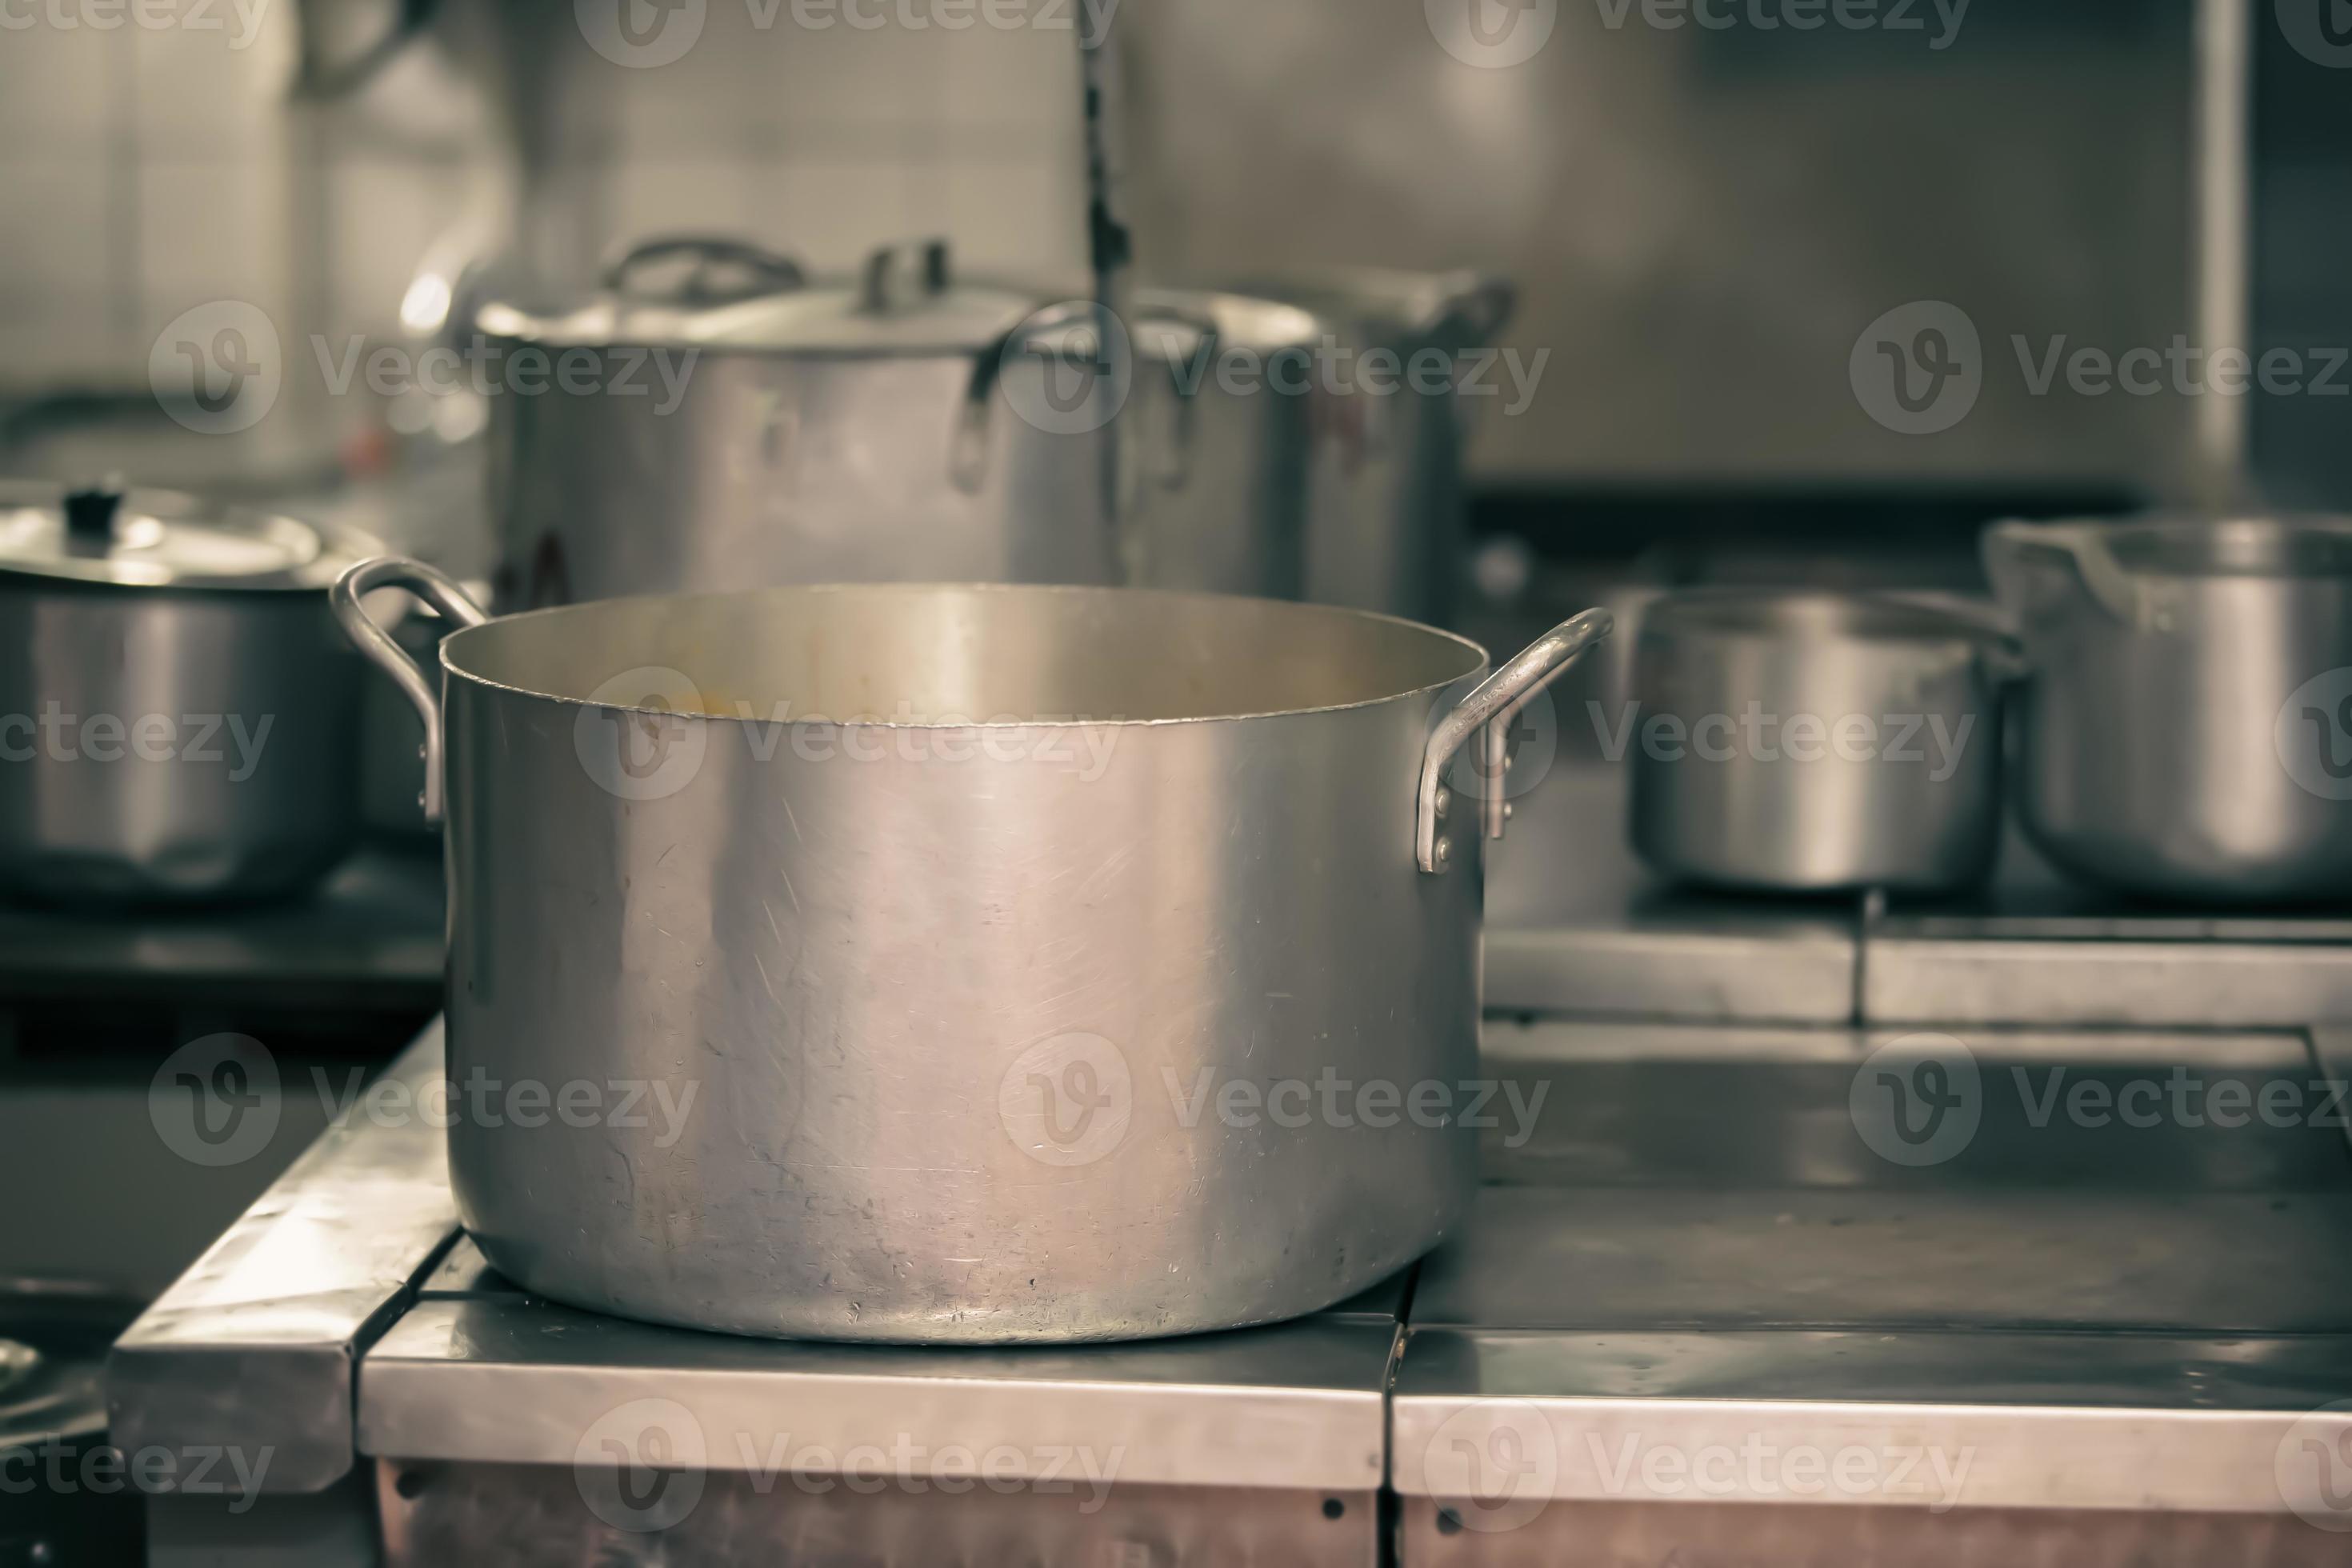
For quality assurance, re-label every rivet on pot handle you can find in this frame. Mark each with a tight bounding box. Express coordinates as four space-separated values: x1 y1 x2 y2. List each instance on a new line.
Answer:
331 556 490 825
1417 608 1613 874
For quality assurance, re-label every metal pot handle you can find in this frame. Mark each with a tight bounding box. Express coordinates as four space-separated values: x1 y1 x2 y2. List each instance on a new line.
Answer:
1416 609 1614 874
1129 298 1224 493
859 238 953 312
1982 519 2156 630
1423 272 1516 343
330 556 490 825
602 236 808 304
952 298 1122 494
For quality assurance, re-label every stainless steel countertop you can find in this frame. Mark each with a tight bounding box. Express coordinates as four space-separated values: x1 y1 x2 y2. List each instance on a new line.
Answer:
1493 763 2352 1030
359 1298 1395 1494
106 1023 459 1494
106 1016 2352 1525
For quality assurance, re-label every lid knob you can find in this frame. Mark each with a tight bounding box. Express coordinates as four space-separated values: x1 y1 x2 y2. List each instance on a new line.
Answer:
62 483 124 545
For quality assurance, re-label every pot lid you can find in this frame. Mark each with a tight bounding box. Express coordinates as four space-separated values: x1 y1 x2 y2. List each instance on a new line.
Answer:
0 480 348 590
1130 287 1324 360
1222 268 1514 346
478 235 1044 358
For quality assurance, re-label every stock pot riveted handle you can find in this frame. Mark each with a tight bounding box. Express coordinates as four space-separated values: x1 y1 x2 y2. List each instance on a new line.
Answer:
953 298 1119 494
1416 608 1613 874
331 556 490 825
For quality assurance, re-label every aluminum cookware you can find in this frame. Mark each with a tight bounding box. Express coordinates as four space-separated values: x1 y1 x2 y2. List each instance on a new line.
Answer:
1230 269 1514 624
1985 514 2352 902
335 554 1608 1342
479 236 1316 609
1627 589 2013 894
0 482 364 906
481 236 1110 607
1118 286 1319 598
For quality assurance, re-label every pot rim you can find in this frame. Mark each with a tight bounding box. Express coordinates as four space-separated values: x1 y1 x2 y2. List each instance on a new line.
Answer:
1638 586 2011 648
2002 513 2352 579
437 580 1494 730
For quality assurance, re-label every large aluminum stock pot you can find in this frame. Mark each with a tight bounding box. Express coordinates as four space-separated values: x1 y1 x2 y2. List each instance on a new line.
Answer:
335 556 1609 1343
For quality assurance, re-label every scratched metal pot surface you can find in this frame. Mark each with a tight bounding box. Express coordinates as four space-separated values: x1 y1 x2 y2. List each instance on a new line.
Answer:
338 559 1609 1342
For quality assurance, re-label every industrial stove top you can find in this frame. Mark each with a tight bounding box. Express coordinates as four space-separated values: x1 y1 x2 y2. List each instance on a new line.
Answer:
104 770 2352 1566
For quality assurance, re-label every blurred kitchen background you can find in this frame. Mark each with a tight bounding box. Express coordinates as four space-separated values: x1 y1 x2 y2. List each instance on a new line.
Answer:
1 0 2347 1314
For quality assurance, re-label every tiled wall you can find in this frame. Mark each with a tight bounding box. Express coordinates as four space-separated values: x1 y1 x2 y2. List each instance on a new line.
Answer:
0 0 1088 396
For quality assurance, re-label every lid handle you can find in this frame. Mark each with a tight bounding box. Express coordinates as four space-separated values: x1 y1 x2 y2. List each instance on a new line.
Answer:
62 482 124 546
602 236 808 306
860 238 954 314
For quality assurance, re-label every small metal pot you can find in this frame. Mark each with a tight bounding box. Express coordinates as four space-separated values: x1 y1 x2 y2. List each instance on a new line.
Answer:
336 554 1608 1343
1627 589 2013 894
0 482 364 906
1986 514 2352 902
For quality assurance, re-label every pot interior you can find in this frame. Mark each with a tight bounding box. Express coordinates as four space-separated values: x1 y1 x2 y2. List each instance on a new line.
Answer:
444 582 1486 724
